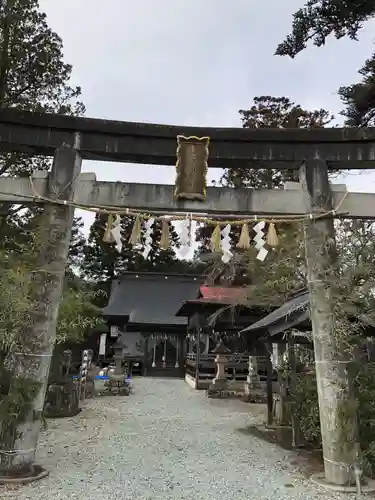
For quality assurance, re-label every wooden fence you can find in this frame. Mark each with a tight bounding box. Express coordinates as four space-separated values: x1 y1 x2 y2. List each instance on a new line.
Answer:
185 353 252 390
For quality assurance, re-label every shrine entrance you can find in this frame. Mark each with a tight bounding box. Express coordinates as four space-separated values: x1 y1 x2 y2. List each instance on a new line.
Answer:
146 333 184 378
2 109 375 488
101 272 199 378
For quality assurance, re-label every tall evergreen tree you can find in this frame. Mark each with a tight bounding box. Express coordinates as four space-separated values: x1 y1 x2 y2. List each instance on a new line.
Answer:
0 0 85 250
67 216 86 273
142 219 180 272
221 96 333 188
0 0 84 112
117 215 147 273
276 0 375 59
0 0 84 173
81 213 119 282
338 52 375 126
196 97 333 256
83 214 197 290
82 215 180 280
276 2 375 133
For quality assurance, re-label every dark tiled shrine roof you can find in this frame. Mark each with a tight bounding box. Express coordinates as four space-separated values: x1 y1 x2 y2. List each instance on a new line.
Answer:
102 272 201 326
240 289 310 336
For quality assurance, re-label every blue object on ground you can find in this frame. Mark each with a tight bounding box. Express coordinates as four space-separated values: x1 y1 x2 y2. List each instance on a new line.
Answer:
95 375 110 380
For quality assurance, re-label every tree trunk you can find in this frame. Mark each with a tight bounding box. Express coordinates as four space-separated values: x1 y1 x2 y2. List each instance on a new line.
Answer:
0 0 11 108
0 136 82 478
300 160 359 486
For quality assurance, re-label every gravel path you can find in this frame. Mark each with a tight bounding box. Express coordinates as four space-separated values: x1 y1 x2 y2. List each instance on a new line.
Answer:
2 378 362 500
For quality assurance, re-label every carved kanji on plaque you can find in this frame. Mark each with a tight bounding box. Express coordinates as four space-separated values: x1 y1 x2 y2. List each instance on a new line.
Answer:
174 135 210 201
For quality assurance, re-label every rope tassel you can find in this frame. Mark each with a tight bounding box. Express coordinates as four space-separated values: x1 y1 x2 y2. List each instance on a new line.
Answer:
160 219 170 250
266 222 279 247
236 223 251 249
210 224 221 253
129 215 142 246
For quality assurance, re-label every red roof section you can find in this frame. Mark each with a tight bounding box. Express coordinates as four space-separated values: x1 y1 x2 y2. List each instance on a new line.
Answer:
199 286 247 301
175 286 248 316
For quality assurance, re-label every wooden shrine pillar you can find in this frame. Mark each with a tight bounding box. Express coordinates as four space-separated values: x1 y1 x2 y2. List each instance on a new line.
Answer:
143 335 149 376
266 336 274 427
287 335 303 447
195 327 201 390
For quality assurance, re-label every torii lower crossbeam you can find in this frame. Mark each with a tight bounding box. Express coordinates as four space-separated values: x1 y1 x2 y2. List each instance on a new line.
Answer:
1 171 373 220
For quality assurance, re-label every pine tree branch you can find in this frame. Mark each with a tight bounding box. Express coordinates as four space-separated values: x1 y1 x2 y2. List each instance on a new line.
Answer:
276 0 375 58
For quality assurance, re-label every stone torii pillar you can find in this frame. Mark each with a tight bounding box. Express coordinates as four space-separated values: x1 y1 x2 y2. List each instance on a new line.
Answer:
300 160 360 489
0 139 82 482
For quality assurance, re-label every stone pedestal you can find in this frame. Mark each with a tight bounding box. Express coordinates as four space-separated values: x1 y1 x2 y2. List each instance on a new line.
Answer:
106 373 131 396
44 379 80 418
207 341 231 398
244 356 266 403
44 349 81 418
101 341 131 396
212 354 228 387
114 350 124 375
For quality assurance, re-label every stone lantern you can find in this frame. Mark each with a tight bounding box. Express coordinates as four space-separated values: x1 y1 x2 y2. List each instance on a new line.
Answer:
207 340 231 397
104 334 132 396
111 335 126 380
244 355 266 403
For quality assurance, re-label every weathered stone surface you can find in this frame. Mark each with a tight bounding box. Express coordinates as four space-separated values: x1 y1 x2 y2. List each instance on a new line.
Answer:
0 108 375 166
44 381 80 418
1 173 374 219
0 141 82 478
301 161 359 486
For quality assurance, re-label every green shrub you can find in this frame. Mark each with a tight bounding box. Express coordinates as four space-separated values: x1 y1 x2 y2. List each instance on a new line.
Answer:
291 361 375 473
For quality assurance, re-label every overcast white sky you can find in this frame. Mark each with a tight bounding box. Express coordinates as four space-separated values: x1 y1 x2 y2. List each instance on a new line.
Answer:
39 0 375 231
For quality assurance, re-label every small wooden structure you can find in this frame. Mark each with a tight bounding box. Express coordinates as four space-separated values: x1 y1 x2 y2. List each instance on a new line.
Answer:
240 288 375 443
176 286 270 390
241 289 311 341
240 289 313 433
101 272 202 377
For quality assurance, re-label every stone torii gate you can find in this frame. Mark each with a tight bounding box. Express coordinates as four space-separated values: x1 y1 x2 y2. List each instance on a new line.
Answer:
1 109 375 490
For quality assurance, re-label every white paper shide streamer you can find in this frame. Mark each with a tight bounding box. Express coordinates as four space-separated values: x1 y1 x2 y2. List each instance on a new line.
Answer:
110 215 122 252
221 224 232 263
142 218 155 259
252 221 268 261
178 218 191 258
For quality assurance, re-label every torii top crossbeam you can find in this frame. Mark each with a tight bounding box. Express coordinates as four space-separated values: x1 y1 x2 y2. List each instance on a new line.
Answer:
1 109 375 169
